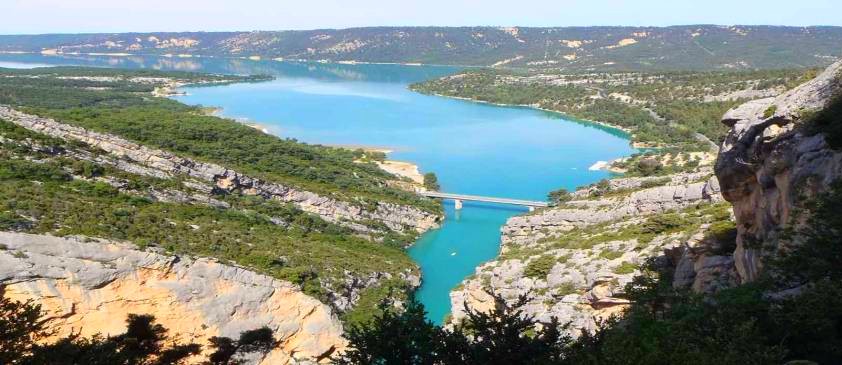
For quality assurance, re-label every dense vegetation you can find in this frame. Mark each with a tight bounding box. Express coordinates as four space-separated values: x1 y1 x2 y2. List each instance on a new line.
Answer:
0 67 440 214
2 26 841 70
0 294 274 364
335 182 842 364
412 68 815 149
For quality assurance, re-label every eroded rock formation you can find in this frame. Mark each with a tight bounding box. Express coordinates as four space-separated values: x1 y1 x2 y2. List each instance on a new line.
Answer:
715 60 842 283
0 232 346 364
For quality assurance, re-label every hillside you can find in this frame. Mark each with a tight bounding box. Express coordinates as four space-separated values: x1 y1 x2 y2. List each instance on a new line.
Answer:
0 67 444 330
2 25 841 70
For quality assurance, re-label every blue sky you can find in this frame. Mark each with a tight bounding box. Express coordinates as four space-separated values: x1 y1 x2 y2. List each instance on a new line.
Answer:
3 0 842 34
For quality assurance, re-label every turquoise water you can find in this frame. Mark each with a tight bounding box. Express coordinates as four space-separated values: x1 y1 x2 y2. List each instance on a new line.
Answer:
0 54 636 323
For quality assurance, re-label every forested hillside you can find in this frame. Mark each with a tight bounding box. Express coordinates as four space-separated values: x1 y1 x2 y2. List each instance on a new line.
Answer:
2 25 841 70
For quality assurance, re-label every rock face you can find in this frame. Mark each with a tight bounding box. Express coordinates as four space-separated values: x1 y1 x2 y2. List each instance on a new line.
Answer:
0 106 440 236
451 168 724 335
715 60 842 283
503 169 721 246
0 232 346 364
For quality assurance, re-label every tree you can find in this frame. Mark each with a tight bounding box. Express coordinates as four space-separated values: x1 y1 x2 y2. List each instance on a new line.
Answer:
204 327 275 365
0 296 47 364
335 292 570 365
334 298 447 365
423 173 440 191
547 188 571 205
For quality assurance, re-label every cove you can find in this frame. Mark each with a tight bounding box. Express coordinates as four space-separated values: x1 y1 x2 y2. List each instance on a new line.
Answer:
0 53 636 324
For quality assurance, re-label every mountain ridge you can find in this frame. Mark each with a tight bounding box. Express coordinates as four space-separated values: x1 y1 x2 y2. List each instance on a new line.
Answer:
2 25 841 71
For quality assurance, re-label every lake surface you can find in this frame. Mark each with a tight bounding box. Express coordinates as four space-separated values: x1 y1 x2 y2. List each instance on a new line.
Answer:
0 53 636 323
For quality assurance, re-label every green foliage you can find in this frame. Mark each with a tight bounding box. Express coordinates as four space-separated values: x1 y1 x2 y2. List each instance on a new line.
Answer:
341 279 414 327
205 327 276 365
589 179 612 197
640 212 687 235
763 105 778 119
613 262 637 275
0 296 45 364
598 249 623 261
547 188 571 205
524 255 558 279
423 172 440 191
335 293 568 365
639 177 671 189
806 92 842 149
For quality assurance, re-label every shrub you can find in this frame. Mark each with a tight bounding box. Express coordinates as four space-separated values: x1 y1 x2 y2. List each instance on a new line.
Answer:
423 172 440 191
548 188 572 205
524 255 558 279
613 262 637 274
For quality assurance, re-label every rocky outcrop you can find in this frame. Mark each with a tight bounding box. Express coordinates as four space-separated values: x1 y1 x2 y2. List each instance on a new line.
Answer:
0 106 440 236
0 232 346 364
715 60 842 283
503 171 721 247
451 168 725 335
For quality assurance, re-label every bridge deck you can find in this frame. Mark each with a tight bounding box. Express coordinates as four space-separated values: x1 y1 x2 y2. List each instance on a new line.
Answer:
420 191 549 207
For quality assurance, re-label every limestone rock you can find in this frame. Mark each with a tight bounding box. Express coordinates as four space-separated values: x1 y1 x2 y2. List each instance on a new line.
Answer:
715 60 842 283
0 232 346 364
503 172 721 247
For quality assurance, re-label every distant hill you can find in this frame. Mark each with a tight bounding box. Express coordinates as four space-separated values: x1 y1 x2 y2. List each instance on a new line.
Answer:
2 26 841 71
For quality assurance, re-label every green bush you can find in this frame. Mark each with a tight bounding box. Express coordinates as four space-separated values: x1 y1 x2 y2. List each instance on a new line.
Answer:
524 255 558 279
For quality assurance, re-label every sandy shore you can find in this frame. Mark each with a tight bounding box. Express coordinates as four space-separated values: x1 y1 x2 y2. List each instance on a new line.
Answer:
331 144 425 186
376 160 424 184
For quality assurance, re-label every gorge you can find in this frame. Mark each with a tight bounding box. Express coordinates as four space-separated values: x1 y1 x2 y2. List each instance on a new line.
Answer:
1 49 841 364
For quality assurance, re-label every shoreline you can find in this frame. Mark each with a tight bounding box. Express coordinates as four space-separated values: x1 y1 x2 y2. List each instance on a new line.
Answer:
416 91 636 138
164 86 426 185
0 50 482 70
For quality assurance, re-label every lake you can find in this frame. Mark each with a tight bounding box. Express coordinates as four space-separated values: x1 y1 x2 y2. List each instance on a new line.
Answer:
0 53 636 323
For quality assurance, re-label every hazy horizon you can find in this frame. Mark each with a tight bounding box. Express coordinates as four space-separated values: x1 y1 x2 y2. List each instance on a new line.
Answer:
6 23 842 37
3 0 841 34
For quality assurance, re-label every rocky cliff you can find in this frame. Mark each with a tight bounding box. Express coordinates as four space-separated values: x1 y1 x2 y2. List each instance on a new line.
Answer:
450 167 726 334
0 106 440 236
715 59 842 283
0 232 346 364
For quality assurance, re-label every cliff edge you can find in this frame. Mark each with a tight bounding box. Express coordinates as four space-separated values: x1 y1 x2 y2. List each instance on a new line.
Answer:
716 60 842 283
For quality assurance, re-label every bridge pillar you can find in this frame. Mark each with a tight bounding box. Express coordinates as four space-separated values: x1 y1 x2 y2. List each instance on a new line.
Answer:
454 199 463 210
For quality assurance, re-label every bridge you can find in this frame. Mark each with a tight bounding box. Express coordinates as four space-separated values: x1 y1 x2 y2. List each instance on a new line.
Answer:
419 191 549 211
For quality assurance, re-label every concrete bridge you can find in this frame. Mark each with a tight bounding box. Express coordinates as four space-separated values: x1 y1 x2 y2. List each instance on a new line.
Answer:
420 191 549 211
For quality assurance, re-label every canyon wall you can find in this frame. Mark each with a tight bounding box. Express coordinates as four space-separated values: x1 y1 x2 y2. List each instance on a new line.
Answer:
715 60 842 283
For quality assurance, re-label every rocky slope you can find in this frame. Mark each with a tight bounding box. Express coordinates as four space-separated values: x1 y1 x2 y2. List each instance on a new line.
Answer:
716 59 842 283
0 106 440 236
0 232 345 364
450 167 727 334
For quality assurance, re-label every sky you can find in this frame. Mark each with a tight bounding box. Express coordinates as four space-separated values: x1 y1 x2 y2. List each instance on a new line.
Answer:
3 0 842 34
